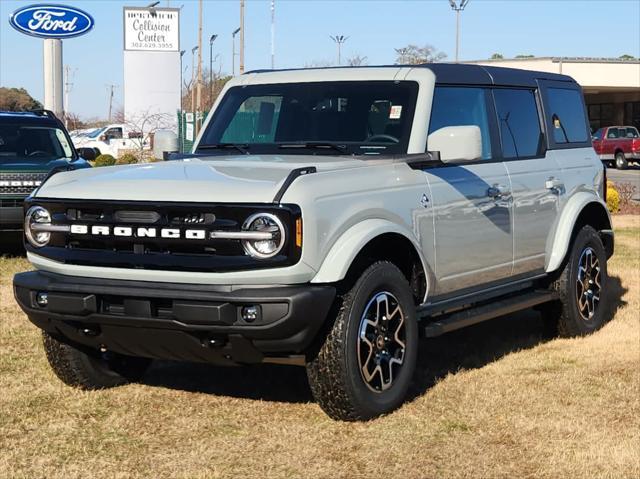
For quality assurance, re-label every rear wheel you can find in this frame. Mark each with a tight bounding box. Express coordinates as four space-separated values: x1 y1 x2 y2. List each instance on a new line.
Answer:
306 261 418 421
43 332 151 389
544 225 608 337
615 152 628 170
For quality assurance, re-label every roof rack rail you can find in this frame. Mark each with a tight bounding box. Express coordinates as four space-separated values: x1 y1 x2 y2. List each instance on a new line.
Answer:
29 109 58 119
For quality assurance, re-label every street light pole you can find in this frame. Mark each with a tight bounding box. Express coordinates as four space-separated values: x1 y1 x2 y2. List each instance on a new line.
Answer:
270 0 275 69
209 34 218 106
449 0 470 63
239 0 245 74
232 27 240 76
329 35 348 66
180 49 185 153
191 46 198 115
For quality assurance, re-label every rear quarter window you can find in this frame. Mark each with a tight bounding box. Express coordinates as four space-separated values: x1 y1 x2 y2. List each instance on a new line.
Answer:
545 87 589 145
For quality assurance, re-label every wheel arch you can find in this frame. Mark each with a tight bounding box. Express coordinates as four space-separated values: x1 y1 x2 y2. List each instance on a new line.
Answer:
310 219 429 304
546 194 613 273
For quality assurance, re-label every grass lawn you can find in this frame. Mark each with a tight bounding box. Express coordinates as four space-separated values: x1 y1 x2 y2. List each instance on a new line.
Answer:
0 217 638 479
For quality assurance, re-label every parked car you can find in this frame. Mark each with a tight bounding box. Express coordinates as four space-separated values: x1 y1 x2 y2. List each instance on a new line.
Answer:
13 65 613 420
0 110 92 234
592 125 640 169
72 123 146 157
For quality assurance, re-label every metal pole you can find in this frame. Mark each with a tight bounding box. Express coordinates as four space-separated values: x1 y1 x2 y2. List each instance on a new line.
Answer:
196 0 203 134
43 39 63 118
180 49 185 153
455 9 460 63
191 47 197 116
270 0 275 69
232 27 240 76
63 65 70 128
239 0 245 74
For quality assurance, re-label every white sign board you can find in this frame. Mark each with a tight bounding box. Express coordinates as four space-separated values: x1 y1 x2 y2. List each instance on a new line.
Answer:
123 7 179 52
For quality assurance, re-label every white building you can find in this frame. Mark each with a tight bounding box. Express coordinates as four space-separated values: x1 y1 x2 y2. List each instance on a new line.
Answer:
467 57 640 131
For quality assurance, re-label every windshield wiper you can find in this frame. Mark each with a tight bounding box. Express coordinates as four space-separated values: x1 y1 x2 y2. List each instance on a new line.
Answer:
196 143 250 155
277 142 349 154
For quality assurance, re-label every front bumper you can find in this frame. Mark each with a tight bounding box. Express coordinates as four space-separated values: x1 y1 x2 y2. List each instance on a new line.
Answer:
13 271 335 365
0 204 23 230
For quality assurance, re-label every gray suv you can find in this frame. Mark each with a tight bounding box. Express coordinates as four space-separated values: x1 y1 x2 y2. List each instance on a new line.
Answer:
13 64 613 420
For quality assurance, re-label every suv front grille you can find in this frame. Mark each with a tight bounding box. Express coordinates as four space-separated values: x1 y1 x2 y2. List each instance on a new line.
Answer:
0 172 47 196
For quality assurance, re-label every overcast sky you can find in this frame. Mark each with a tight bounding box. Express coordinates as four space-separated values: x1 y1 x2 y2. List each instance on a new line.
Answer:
1 0 639 119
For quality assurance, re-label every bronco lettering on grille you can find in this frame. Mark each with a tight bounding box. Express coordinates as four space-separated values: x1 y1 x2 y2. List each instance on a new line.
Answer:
70 224 208 239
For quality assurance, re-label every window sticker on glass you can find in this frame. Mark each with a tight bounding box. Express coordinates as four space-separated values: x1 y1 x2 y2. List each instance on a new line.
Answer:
389 105 403 120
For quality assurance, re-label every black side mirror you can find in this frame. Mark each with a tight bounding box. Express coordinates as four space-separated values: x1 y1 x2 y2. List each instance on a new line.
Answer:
77 147 97 161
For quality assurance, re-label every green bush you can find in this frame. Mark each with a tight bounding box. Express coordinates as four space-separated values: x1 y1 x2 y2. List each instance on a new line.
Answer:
93 154 116 167
116 153 139 165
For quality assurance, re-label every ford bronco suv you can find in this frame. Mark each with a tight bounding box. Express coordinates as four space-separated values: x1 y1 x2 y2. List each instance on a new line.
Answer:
0 110 91 233
13 65 613 421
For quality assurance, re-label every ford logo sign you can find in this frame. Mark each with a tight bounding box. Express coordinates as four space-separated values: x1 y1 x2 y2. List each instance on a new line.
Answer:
9 4 94 39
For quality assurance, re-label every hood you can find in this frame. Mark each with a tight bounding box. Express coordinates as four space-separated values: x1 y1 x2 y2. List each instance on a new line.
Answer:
0 158 78 173
35 154 377 203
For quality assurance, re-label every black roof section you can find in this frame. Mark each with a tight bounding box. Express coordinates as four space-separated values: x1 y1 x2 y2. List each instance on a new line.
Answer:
246 63 577 87
0 110 61 126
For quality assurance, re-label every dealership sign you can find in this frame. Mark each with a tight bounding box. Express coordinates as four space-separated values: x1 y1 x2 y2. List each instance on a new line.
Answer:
124 7 179 52
9 4 94 39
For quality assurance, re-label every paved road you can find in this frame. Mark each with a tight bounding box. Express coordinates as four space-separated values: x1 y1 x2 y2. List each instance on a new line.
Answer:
607 165 640 200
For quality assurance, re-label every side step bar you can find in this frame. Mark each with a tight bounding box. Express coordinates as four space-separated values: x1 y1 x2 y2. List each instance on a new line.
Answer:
422 290 559 338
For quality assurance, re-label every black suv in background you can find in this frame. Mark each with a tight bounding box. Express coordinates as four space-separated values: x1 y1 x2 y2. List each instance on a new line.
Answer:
0 111 92 233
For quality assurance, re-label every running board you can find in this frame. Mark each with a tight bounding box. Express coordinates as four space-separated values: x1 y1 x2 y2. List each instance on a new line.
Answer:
422 290 558 338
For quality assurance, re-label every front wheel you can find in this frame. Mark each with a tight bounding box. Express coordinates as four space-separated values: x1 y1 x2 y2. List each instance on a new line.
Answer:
43 332 152 389
306 261 418 421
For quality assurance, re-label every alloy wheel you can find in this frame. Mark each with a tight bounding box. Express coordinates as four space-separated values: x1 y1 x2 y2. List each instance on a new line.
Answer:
576 247 601 320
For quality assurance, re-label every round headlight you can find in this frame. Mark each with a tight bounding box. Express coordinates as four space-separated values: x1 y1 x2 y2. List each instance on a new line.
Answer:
242 213 286 259
25 206 52 248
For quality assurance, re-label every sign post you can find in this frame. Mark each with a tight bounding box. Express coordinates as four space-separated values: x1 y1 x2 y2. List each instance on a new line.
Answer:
8 4 94 119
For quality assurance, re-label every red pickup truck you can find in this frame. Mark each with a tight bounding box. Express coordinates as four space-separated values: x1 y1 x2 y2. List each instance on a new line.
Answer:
592 125 640 169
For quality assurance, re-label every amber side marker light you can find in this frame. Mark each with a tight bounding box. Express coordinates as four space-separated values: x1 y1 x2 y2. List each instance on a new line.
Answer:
295 218 303 247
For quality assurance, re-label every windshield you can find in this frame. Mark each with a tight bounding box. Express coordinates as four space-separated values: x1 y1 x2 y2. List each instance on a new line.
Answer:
197 81 419 156
87 127 106 138
0 124 74 164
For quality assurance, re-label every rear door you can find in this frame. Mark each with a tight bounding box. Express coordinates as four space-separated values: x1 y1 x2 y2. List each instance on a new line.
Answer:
492 87 562 275
422 86 513 297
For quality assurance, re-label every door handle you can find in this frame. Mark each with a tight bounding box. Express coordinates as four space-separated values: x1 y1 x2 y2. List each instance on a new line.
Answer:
545 177 564 194
487 184 511 199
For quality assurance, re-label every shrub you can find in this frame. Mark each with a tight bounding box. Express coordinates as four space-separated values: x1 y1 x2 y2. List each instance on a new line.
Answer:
93 154 116 167
606 181 620 213
116 153 139 165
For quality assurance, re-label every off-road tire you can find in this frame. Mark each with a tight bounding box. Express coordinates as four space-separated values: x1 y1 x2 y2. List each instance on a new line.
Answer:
306 261 418 421
43 332 151 389
545 225 608 337
615 152 628 170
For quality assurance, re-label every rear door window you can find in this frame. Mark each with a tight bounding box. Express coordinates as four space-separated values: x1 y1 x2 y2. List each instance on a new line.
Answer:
606 128 619 139
493 88 543 159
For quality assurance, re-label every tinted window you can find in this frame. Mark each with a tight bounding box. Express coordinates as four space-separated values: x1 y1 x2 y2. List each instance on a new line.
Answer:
546 88 589 144
592 128 603 140
429 87 492 159
493 89 542 159
0 124 73 163
200 81 419 156
625 127 639 138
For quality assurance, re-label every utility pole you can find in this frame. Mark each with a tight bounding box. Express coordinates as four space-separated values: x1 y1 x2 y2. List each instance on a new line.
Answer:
63 65 74 129
232 27 240 76
106 84 117 123
449 0 470 63
191 46 198 115
239 0 245 74
330 35 348 65
196 0 203 134
180 49 185 153
270 0 275 69
209 34 218 106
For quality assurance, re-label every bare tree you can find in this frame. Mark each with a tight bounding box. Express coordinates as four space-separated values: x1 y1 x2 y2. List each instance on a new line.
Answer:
346 54 368 66
394 44 447 65
122 108 173 160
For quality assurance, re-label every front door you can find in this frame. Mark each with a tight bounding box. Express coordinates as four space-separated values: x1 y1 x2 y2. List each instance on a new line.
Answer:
423 86 513 297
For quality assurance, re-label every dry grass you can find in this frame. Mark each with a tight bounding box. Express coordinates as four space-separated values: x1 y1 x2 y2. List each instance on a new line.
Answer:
1 218 638 479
